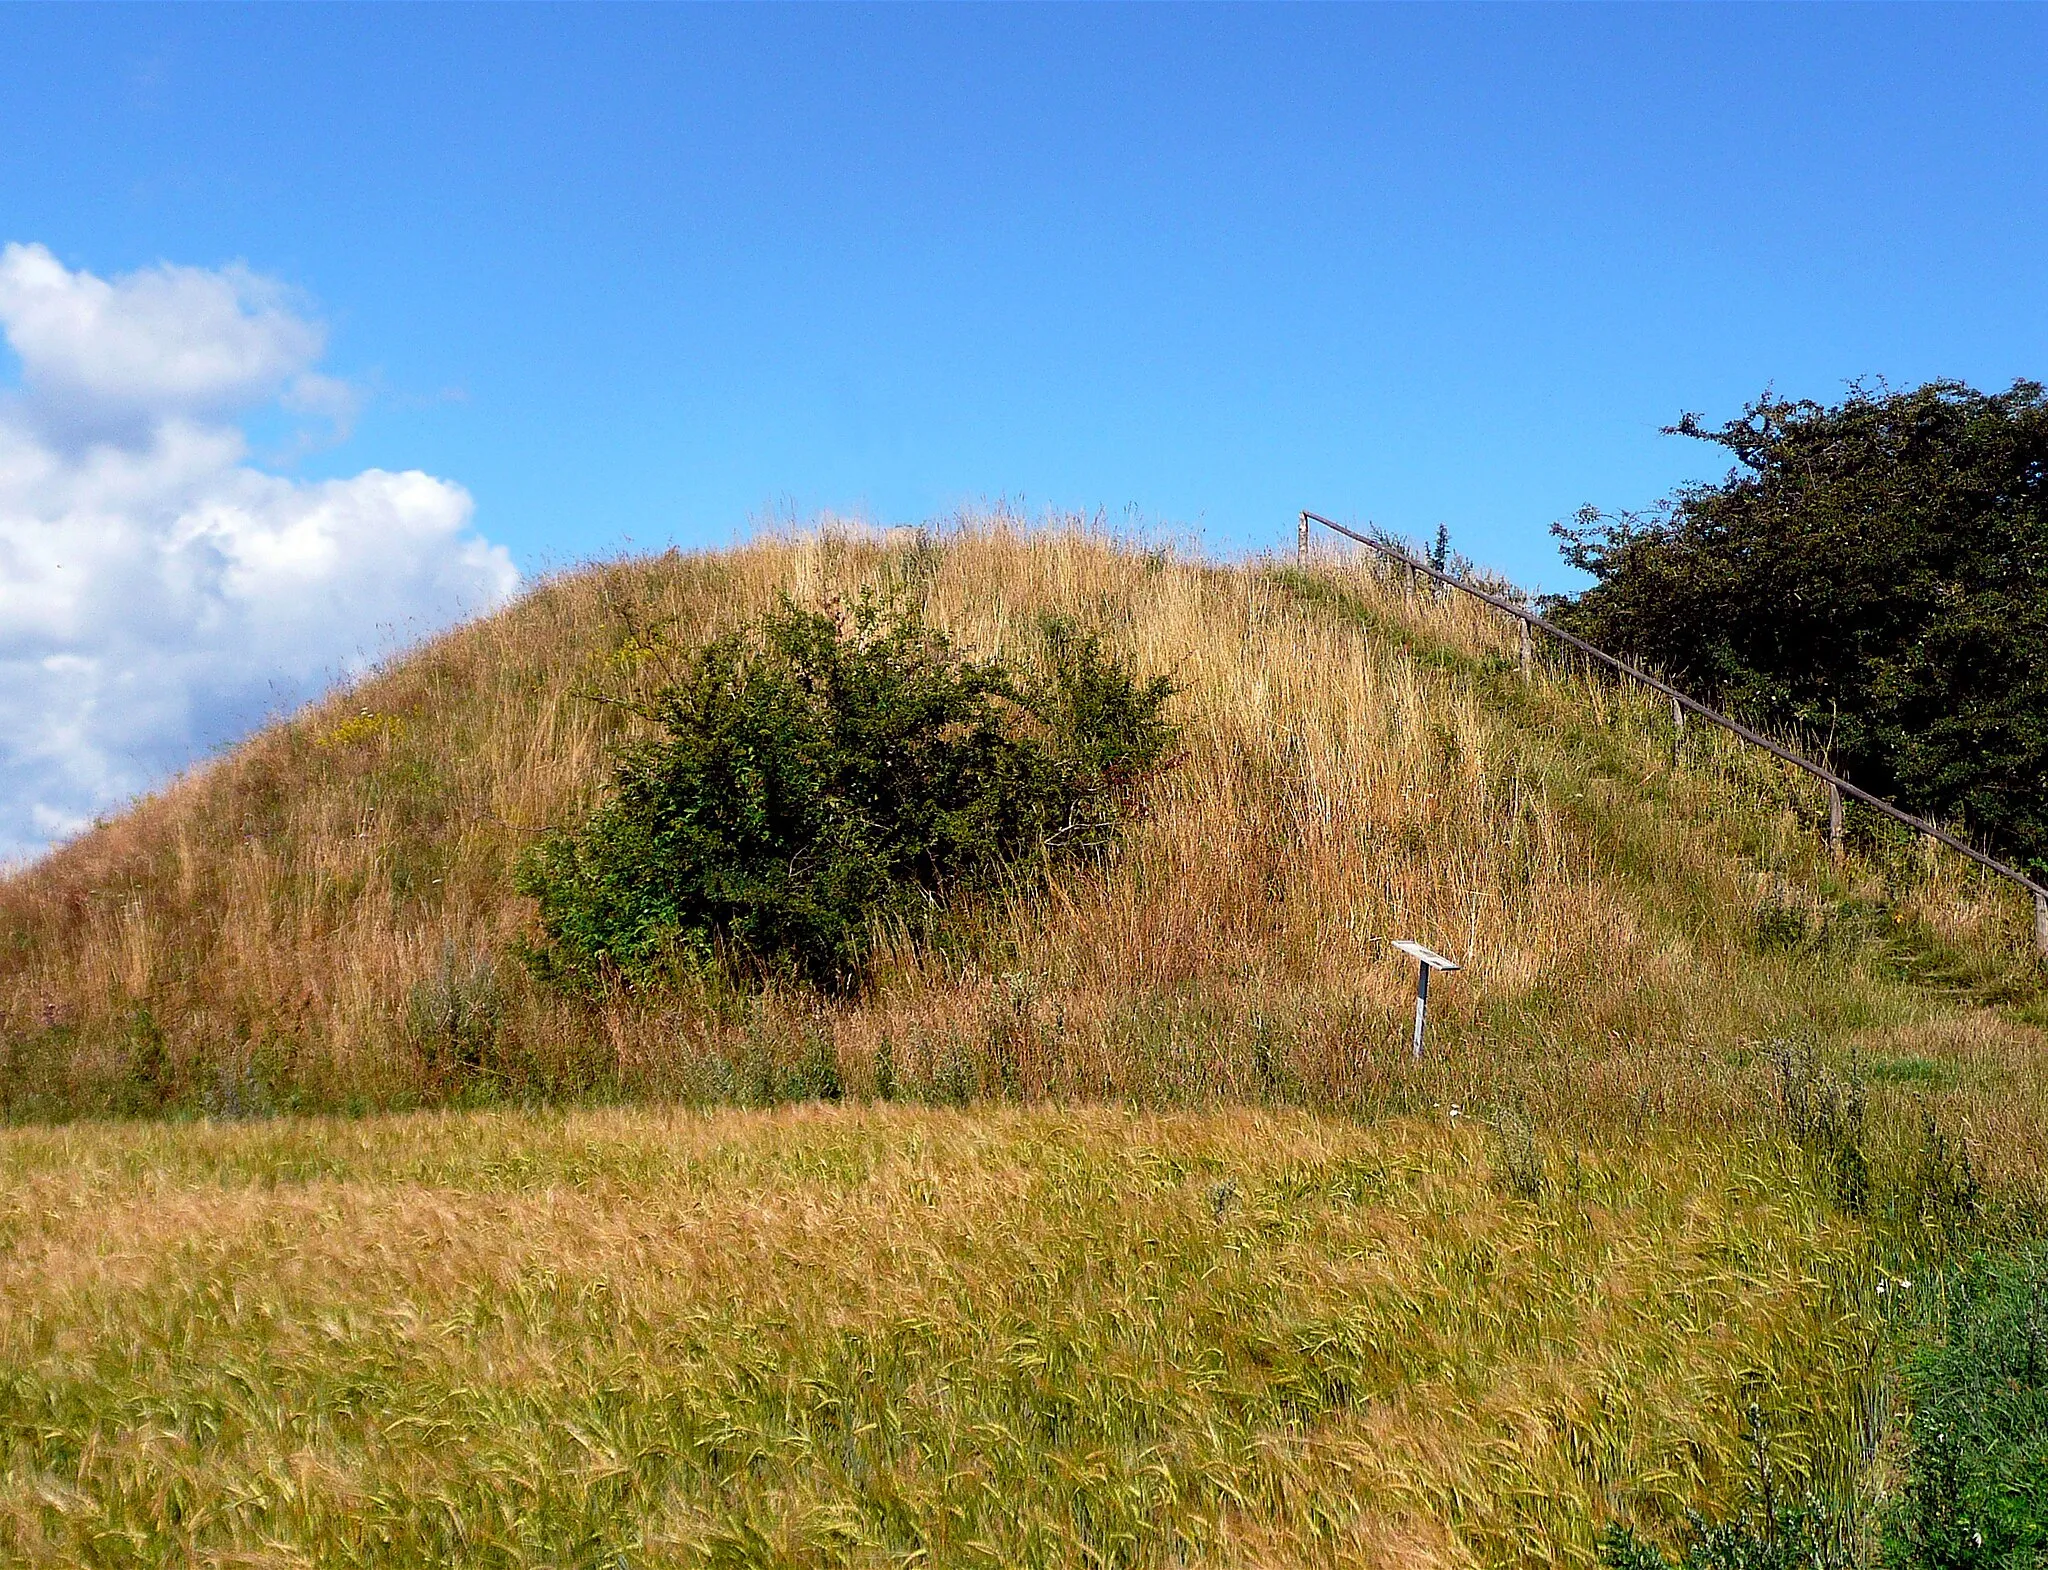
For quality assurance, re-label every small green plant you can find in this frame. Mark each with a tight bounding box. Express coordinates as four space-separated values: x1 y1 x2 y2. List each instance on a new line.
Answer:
1902 1112 1983 1248
718 1007 845 1106
1599 1405 1855 1570
1766 1038 1870 1216
1866 1055 1944 1087
120 999 170 1112
406 939 503 1076
1753 890 1814 954
1597 1504 1850 1570
516 595 1177 992
1490 1105 1548 1204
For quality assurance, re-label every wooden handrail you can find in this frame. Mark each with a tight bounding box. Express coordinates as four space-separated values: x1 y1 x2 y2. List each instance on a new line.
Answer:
1298 511 2048 950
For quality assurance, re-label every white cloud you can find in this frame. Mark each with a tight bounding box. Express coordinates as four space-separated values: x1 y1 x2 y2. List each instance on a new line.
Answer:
0 246 517 866
0 242 329 421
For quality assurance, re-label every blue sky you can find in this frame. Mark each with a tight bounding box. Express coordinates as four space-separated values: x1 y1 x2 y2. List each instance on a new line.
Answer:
11 4 2048 579
3 4 2046 855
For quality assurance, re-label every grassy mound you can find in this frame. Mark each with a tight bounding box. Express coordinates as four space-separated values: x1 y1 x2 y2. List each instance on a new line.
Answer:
1 521 2039 1185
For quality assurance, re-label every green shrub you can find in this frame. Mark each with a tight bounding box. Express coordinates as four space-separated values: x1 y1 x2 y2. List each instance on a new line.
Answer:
1550 380 2048 877
1887 1245 2048 1570
1597 1504 1849 1570
1767 1037 1871 1217
516 596 1177 992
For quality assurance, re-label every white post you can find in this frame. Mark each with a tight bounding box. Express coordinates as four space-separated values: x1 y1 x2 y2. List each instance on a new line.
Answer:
1411 959 1431 1060
1828 782 1845 862
1298 513 1310 568
1393 942 1461 1059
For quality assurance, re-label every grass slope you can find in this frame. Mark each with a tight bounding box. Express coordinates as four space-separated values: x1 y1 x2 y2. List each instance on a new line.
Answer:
1 522 2039 1172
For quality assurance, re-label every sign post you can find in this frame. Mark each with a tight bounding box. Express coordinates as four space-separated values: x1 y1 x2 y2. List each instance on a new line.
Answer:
1392 941 1461 1059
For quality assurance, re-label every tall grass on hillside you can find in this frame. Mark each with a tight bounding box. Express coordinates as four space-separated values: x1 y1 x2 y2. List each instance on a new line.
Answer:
0 1104 1881 1569
0 518 2041 1195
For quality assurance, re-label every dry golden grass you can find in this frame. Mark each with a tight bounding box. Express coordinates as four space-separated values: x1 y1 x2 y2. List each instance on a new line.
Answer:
0 515 2041 1198
0 1103 1881 1569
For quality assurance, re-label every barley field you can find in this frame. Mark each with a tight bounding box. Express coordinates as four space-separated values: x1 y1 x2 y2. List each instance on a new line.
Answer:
0 1104 1880 1569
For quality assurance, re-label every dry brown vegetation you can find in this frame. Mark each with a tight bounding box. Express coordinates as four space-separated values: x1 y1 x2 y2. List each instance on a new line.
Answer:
0 515 2041 1197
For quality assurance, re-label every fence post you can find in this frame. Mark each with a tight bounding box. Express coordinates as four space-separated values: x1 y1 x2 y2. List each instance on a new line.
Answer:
1519 616 1532 679
1828 782 1845 862
2035 890 2048 959
1671 697 1685 766
1298 512 1310 568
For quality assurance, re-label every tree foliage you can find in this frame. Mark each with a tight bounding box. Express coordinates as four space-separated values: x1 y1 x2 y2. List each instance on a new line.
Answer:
1549 380 2048 875
515 595 1178 992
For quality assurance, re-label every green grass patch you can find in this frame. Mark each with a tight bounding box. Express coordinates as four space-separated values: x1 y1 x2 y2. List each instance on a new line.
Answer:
1886 1244 2048 1568
1863 1056 1946 1088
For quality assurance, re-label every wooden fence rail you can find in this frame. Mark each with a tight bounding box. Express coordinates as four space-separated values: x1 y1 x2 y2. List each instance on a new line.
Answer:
1298 509 2048 958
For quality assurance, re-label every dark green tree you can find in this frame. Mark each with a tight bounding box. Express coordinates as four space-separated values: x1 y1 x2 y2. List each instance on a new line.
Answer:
1549 380 2048 876
515 595 1177 992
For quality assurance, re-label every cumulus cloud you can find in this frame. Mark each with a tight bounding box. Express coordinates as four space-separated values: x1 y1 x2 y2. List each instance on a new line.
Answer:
0 244 517 865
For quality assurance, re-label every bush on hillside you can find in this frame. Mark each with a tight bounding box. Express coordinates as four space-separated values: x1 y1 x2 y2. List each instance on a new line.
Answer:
515 595 1177 992
1549 380 2048 877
